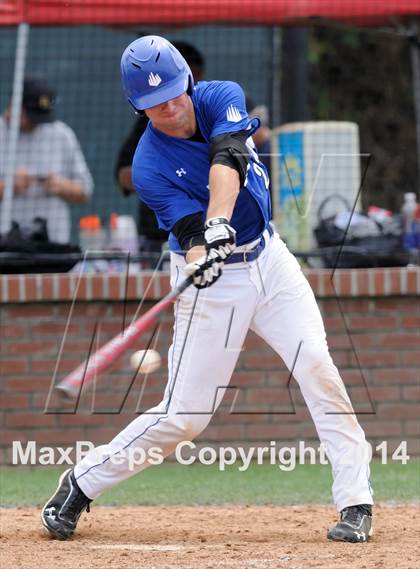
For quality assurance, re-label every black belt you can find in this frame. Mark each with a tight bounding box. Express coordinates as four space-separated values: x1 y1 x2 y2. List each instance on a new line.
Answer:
225 224 273 265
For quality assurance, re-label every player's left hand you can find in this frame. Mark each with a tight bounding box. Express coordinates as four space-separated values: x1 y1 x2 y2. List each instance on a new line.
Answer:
184 248 224 289
204 217 236 260
43 174 68 196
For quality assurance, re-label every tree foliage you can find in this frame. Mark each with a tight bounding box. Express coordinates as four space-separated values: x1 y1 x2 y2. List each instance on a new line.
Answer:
309 27 418 212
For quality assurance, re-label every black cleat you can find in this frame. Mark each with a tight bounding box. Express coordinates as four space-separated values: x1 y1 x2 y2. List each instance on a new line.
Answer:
328 504 373 543
41 468 92 540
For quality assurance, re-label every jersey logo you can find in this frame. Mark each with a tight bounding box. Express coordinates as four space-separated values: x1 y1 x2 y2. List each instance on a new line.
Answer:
148 73 162 87
226 104 242 123
176 168 187 177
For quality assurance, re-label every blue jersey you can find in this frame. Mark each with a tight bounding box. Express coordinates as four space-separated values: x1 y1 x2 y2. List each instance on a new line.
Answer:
132 80 271 251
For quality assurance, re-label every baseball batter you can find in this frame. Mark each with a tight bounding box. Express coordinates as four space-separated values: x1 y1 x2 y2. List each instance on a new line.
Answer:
42 36 373 543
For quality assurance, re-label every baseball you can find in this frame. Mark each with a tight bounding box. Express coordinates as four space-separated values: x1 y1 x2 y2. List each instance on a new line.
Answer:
130 349 161 374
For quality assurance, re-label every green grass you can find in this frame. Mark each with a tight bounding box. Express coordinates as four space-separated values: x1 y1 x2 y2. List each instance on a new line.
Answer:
1 460 419 507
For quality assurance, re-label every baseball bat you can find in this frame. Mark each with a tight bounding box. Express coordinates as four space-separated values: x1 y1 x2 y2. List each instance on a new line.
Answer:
55 276 193 399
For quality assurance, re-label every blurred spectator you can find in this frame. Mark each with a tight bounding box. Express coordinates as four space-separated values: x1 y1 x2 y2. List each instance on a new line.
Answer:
0 77 93 243
115 41 205 264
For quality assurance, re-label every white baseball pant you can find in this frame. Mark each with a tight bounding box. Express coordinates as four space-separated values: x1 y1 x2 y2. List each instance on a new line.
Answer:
74 229 373 511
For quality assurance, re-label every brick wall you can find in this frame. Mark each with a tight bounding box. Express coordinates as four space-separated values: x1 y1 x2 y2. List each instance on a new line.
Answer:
1 267 419 464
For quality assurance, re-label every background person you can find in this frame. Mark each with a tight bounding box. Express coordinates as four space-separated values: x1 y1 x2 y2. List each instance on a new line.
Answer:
0 77 93 243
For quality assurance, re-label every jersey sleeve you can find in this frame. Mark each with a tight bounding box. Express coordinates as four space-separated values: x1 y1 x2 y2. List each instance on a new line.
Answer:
205 81 250 139
59 123 94 198
132 153 204 232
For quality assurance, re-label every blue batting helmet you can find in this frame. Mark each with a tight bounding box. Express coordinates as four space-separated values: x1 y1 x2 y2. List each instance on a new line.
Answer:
121 36 194 111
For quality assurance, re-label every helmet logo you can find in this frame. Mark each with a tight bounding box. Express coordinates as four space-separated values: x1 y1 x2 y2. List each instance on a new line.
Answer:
226 104 242 123
148 72 162 87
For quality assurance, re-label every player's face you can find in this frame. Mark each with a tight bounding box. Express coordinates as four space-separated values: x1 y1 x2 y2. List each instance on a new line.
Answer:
4 106 33 132
145 93 195 138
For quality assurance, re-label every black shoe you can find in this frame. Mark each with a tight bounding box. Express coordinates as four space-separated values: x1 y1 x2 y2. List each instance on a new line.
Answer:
327 504 373 543
41 469 92 540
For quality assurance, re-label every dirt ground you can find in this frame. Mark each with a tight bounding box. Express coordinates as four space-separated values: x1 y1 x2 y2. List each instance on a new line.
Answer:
1 504 419 569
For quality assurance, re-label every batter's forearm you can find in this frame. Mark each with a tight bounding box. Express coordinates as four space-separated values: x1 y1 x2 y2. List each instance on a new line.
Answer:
207 164 240 221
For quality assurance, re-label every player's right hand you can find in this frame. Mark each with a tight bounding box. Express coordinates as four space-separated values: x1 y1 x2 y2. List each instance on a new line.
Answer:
184 248 224 289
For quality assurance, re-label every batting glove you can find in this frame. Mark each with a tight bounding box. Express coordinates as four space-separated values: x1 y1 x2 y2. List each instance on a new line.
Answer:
184 249 224 289
204 217 236 260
